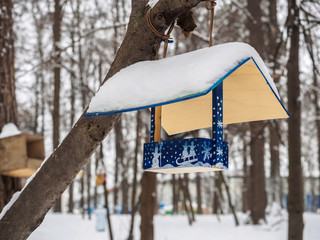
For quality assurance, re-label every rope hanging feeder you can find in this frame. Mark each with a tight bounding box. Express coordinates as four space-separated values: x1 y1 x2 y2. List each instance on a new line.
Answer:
146 8 175 58
206 0 217 47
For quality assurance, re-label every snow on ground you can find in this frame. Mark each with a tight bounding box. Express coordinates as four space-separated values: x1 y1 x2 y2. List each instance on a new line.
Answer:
28 212 320 240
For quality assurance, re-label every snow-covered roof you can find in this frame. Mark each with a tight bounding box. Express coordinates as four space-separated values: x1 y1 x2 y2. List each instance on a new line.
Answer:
86 42 289 135
0 123 21 139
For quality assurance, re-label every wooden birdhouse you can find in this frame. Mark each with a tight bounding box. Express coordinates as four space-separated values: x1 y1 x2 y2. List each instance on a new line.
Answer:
0 126 45 178
85 42 289 174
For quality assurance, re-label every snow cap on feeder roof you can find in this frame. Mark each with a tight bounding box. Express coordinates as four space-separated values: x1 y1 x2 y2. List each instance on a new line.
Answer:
86 42 289 135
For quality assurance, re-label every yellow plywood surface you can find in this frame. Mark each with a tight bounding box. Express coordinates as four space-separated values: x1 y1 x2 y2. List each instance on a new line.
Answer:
1 168 37 178
161 59 288 135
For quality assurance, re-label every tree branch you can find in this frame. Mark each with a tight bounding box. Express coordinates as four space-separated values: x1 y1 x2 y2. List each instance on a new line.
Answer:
0 0 206 239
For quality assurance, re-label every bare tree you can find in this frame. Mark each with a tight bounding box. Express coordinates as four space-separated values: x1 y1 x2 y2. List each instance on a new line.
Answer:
287 0 304 239
128 111 143 240
0 1 206 239
247 0 267 224
0 0 21 212
52 0 62 213
267 0 283 205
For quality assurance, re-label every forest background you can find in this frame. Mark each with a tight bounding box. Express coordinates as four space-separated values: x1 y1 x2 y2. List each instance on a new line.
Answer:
0 0 319 240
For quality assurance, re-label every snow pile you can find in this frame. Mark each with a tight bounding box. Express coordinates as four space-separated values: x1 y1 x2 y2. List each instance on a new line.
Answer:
87 42 278 115
28 213 320 240
0 123 21 139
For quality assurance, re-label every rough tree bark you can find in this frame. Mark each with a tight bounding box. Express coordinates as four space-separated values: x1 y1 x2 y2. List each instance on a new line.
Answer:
247 0 267 224
0 0 21 212
52 0 62 213
0 1 206 239
287 0 304 239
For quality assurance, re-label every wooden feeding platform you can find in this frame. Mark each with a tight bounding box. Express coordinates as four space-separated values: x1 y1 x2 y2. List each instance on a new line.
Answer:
85 42 289 174
0 133 45 178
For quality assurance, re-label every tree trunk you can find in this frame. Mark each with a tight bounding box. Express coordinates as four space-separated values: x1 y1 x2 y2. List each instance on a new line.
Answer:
86 159 91 219
0 1 206 239
184 174 195 222
247 0 267 224
140 106 160 240
287 0 304 239
52 0 62 213
270 123 281 203
196 173 202 214
179 175 192 225
268 0 282 206
0 0 21 213
103 174 114 240
220 172 239 226
140 172 157 240
121 175 129 214
80 169 85 219
213 173 223 214
68 18 77 214
242 129 250 213
314 72 320 207
112 0 121 215
128 111 142 240
172 174 178 214
114 120 124 213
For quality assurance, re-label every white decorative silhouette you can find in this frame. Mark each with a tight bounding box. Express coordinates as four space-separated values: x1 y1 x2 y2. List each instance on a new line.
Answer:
201 142 212 160
152 146 161 168
176 142 198 165
190 141 196 158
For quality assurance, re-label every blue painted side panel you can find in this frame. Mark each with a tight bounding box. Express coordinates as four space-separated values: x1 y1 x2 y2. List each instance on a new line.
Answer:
212 82 223 163
150 108 155 143
143 138 228 171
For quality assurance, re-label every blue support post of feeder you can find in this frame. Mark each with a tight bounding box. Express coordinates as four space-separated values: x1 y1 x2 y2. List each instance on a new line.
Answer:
150 107 156 143
212 82 224 165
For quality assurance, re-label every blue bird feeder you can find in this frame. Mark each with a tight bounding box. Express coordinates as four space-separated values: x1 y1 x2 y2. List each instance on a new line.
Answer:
85 43 289 174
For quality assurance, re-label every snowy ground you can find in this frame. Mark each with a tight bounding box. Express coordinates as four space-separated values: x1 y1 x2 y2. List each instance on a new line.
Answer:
28 212 319 240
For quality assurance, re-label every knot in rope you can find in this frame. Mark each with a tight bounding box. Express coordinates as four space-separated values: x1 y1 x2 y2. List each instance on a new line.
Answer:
206 0 217 10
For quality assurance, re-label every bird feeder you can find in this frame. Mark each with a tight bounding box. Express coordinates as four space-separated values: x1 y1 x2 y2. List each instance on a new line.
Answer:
0 131 45 178
85 42 289 174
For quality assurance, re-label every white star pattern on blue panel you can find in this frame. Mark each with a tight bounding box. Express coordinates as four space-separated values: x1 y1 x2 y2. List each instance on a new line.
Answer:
217 147 223 156
217 121 223 128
